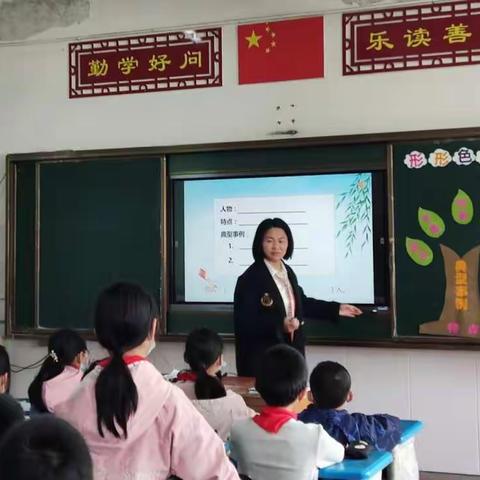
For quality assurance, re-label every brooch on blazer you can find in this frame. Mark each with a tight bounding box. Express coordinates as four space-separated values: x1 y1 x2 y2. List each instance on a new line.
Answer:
261 293 274 307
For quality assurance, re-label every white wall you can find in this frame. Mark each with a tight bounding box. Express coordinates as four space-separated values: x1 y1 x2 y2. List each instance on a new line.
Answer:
1 15 480 153
1 3 480 474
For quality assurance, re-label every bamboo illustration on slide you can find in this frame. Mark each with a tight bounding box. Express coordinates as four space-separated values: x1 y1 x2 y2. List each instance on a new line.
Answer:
336 173 372 257
406 189 480 337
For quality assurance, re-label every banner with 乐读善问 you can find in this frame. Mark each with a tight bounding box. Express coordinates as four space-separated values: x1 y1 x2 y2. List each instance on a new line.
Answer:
343 1 480 75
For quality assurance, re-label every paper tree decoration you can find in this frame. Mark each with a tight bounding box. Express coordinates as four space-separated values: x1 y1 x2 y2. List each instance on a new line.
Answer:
406 189 480 337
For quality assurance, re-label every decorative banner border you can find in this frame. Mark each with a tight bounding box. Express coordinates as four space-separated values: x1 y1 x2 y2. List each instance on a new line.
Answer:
69 28 222 98
343 1 480 75
403 147 479 169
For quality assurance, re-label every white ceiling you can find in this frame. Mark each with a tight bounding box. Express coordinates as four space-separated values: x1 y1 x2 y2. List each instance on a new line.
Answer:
0 0 445 43
87 0 437 28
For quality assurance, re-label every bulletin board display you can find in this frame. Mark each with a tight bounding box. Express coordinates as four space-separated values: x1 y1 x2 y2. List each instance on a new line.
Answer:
393 140 480 342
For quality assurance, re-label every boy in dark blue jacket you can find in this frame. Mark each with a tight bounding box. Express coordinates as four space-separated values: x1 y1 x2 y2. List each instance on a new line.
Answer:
299 361 401 451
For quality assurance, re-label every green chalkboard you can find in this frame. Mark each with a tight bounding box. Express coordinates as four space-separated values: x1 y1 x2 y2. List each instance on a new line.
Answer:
168 143 392 342
14 162 36 329
393 140 480 340
9 134 480 346
11 157 161 331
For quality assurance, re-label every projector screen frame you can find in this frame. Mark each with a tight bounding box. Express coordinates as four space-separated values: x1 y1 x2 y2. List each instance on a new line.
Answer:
169 167 390 313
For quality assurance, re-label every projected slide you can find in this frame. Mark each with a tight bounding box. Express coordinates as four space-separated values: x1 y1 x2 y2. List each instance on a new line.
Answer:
213 195 335 276
184 173 374 303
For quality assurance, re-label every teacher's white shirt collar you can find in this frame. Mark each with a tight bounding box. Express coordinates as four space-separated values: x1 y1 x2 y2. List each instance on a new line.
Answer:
264 259 288 279
264 259 295 317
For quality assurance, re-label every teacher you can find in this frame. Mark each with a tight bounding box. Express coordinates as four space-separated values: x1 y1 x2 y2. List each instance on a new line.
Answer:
233 218 362 376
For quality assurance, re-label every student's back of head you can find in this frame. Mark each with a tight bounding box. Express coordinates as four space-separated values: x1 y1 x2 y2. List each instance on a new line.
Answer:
0 345 10 393
0 416 92 480
184 328 226 400
0 394 24 440
309 361 351 409
255 344 307 407
28 329 87 413
94 282 158 439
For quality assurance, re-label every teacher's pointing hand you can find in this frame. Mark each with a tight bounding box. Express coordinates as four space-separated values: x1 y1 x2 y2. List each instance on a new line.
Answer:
339 304 363 317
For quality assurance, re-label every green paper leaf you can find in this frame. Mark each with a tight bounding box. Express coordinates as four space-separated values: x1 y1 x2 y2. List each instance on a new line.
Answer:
451 189 473 225
418 207 445 238
406 237 433 266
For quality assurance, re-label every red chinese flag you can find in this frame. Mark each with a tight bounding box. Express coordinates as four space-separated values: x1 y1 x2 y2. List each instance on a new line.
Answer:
238 17 324 84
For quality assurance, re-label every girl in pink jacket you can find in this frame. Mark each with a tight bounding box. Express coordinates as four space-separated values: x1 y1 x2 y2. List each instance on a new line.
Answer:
28 329 88 413
56 282 239 480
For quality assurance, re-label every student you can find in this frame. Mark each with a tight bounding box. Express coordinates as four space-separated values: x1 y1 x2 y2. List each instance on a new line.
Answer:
0 345 10 393
230 345 344 480
0 346 25 438
0 416 93 480
299 361 401 451
56 282 239 480
28 329 88 414
176 328 255 441
0 394 24 440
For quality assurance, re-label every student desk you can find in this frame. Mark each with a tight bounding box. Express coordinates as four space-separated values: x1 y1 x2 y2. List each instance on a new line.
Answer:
318 420 423 480
399 420 423 443
388 420 423 480
223 376 264 412
223 376 310 413
319 450 393 480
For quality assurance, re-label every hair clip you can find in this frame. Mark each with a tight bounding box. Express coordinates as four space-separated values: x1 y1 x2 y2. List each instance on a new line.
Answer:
49 350 59 363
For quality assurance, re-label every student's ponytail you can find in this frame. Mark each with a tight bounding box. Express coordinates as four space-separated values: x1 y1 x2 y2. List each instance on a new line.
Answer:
95 348 138 438
28 354 64 413
28 329 87 413
94 283 157 439
195 368 226 400
184 328 226 400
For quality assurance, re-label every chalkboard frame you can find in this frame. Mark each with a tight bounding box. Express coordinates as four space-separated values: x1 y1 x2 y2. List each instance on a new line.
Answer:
167 150 390 340
6 126 480 349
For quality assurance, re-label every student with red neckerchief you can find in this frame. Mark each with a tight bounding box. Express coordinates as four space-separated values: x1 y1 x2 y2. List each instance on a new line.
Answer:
175 328 254 441
230 344 344 480
56 282 239 480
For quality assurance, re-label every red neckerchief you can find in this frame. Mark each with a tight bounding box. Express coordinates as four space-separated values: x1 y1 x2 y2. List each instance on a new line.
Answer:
176 371 198 382
98 355 146 368
253 406 297 433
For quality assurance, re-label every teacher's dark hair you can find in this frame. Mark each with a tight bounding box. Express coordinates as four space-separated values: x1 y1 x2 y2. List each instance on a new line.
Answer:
94 282 158 439
184 328 226 400
252 218 294 261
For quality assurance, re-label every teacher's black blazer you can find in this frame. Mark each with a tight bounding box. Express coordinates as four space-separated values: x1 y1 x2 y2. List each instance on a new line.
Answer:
233 260 340 377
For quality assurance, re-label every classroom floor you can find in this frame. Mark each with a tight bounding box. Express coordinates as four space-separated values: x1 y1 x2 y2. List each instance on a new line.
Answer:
421 473 480 479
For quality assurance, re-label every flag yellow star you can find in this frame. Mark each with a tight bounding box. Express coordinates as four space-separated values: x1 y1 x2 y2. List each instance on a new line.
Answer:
245 30 262 48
